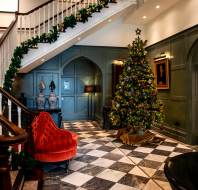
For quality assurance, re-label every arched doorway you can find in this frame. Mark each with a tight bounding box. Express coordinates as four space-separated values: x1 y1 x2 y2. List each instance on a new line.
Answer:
188 39 198 144
61 57 102 120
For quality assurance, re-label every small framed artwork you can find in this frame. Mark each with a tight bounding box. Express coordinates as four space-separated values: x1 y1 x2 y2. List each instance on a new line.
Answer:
154 58 170 89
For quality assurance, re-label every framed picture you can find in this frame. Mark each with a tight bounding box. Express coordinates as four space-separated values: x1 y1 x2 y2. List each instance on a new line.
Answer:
154 58 170 89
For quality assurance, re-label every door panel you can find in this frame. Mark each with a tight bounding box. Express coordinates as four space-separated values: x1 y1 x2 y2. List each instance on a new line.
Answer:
61 77 75 95
61 57 100 120
76 96 88 114
61 97 75 120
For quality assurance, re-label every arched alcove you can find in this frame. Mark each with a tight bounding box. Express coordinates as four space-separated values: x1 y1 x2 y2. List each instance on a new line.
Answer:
61 56 102 120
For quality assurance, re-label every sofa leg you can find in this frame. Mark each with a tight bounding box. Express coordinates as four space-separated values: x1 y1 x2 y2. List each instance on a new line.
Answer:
65 160 70 172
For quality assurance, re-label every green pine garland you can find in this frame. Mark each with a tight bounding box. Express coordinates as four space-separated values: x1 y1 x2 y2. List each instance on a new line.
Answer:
3 0 110 92
109 28 164 132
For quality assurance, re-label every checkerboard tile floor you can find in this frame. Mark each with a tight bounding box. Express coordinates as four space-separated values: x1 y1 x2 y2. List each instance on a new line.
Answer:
42 121 195 190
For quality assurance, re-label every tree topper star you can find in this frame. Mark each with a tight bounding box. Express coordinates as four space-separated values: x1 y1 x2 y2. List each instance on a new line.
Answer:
136 28 141 35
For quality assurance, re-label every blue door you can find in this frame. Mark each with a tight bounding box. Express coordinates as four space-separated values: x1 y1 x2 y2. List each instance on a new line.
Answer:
61 57 96 120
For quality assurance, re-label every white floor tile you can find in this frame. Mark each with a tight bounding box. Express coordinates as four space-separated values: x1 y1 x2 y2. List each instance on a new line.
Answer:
91 158 115 167
110 183 139 190
86 149 108 157
169 152 181 157
143 179 162 190
128 156 143 164
139 166 156 177
61 172 93 186
156 145 175 152
128 166 148 178
176 144 191 149
82 143 102 150
105 142 116 147
145 154 167 162
97 169 126 182
134 147 154 153
154 180 172 190
80 138 96 143
69 160 88 171
119 148 132 155
111 148 125 155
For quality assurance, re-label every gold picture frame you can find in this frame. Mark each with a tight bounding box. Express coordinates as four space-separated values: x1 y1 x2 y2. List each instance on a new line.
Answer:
154 58 169 89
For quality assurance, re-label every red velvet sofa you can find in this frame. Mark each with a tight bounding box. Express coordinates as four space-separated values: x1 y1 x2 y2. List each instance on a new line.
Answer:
31 112 77 162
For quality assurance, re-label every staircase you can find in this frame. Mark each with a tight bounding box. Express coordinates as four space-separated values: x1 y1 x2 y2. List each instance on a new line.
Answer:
0 0 146 89
0 87 37 190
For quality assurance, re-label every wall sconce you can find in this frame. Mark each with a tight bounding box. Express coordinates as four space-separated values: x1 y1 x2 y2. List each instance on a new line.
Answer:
84 85 95 93
154 52 173 61
112 59 124 65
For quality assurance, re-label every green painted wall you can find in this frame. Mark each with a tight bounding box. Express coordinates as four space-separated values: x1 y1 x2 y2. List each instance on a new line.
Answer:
146 25 198 144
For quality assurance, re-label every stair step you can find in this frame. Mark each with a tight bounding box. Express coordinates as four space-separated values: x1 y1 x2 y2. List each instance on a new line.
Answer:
23 180 38 190
10 170 19 186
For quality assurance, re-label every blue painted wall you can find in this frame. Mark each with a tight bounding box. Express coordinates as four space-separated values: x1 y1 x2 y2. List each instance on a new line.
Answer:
15 45 128 121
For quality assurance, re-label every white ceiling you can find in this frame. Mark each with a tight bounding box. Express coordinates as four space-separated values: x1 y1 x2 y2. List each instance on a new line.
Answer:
124 0 180 24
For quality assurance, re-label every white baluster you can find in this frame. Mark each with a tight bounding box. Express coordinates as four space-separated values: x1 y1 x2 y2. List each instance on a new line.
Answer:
19 15 22 43
62 0 64 22
43 6 46 33
8 99 12 122
17 107 22 128
17 106 22 152
47 3 50 33
24 16 27 41
78 0 80 10
69 0 73 15
65 0 67 17
29 15 31 39
56 1 59 24
75 1 77 16
0 93 2 115
33 12 36 37
52 1 55 26
39 9 41 36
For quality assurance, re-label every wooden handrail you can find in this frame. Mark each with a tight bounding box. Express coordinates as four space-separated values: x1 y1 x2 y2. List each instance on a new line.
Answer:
0 115 27 146
18 0 81 15
19 0 85 31
0 87 37 116
0 12 18 45
18 0 54 15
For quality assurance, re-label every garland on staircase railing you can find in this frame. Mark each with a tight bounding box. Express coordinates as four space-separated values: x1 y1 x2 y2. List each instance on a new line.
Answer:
3 0 116 92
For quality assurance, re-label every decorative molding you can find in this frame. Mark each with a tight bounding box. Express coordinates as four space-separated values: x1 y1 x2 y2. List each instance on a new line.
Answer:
170 96 187 102
171 64 186 71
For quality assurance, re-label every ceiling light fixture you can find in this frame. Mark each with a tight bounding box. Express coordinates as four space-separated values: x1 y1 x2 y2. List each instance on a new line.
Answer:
142 16 147 19
156 5 160 9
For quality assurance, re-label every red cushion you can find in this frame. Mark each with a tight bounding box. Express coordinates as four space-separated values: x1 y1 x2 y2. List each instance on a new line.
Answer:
31 112 77 162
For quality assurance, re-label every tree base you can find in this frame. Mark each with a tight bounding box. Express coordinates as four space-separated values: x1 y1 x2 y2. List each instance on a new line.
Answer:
116 128 163 145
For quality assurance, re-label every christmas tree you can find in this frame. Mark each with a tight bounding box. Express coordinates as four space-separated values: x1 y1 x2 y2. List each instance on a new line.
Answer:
110 28 163 134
